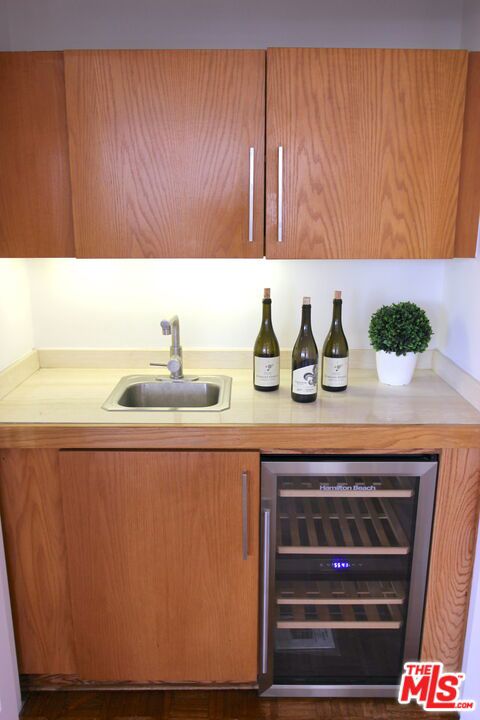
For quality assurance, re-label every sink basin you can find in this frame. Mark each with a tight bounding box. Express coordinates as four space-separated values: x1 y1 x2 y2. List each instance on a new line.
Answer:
102 374 232 412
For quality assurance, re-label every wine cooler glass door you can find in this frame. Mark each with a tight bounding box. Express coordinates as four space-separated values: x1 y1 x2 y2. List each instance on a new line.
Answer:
259 459 437 697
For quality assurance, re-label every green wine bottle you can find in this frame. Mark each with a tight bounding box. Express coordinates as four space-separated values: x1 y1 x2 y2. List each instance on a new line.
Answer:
291 297 318 403
253 288 280 391
321 290 349 392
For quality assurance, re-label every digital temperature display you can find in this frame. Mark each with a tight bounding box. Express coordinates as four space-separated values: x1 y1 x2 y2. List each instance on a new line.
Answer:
330 559 350 570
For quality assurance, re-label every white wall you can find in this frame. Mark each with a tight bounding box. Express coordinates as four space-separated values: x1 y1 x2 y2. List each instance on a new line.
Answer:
26 259 445 351
0 518 20 720
1 0 463 51
439 0 480 383
440 249 480 381
0 4 11 50
461 0 480 48
0 260 34 372
457 2 480 715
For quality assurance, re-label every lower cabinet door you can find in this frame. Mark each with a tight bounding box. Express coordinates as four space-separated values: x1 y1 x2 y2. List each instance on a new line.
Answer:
59 450 259 683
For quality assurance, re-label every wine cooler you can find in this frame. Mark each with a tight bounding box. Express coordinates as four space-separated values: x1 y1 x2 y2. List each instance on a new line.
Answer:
259 456 438 697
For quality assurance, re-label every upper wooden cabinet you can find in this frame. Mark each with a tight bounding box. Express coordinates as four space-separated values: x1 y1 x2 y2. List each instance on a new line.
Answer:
266 48 469 259
1 48 477 259
455 52 480 257
0 52 74 257
65 50 265 258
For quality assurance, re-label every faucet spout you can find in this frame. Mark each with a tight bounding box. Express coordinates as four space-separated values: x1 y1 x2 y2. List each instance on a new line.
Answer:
167 315 181 354
152 315 183 379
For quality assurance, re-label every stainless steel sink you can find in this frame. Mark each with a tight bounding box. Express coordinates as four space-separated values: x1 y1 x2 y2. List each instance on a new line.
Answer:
102 374 232 412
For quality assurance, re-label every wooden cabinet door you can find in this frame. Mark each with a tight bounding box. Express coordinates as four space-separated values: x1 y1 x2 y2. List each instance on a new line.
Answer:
65 51 265 258
0 53 74 257
454 52 480 258
59 450 259 683
266 48 467 259
0 450 76 676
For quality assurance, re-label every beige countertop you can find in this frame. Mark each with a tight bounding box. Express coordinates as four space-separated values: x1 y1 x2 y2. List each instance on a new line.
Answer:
0 366 479 426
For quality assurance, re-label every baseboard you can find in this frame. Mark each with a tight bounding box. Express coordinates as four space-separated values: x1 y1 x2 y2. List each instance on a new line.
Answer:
0 351 39 401
36 347 434 370
433 351 480 413
20 674 257 692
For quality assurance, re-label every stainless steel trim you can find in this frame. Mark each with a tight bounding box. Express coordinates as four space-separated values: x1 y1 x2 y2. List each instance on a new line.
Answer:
242 470 249 560
403 462 438 659
261 460 438 479
259 457 438 698
248 147 254 242
277 146 283 242
259 465 278 694
102 374 232 412
261 509 271 674
260 685 399 698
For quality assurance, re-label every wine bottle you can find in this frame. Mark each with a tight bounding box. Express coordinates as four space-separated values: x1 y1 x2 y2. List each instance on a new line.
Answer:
291 297 319 403
253 288 280 391
321 290 349 392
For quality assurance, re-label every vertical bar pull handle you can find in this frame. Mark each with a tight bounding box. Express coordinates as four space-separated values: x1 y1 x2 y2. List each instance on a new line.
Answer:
277 145 283 242
248 147 255 242
242 470 249 560
261 508 271 674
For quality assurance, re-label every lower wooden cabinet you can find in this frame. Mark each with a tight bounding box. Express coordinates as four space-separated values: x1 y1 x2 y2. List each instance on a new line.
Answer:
0 449 260 683
1 446 478 685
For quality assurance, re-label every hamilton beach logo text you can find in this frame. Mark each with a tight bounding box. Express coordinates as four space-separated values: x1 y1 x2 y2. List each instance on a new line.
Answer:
319 484 376 492
398 662 475 712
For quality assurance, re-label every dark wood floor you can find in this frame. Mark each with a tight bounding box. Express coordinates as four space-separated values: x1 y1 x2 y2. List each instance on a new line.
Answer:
21 690 454 719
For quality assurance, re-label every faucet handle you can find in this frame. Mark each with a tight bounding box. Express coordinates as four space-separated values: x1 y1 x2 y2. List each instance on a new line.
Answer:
166 357 181 375
150 358 182 375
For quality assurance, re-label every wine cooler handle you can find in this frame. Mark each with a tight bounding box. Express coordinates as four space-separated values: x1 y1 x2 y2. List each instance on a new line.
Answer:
242 470 249 560
261 508 271 674
277 145 283 242
248 147 254 243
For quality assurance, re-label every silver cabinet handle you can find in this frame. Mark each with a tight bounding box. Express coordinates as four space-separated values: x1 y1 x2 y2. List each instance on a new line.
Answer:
261 508 271 674
277 145 283 242
248 147 254 242
242 470 249 560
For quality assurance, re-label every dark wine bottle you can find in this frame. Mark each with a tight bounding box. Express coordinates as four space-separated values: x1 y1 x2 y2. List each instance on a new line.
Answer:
291 297 318 403
321 290 349 392
253 288 280 391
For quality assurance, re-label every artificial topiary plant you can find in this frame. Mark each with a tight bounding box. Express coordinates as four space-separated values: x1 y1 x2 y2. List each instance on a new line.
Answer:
369 302 433 356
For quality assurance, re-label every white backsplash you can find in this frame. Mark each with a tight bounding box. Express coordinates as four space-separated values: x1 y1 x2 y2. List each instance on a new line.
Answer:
25 258 446 352
0 259 34 371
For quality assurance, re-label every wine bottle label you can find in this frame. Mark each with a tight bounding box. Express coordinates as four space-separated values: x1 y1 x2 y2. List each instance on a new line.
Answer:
254 356 280 387
322 356 349 387
292 364 318 395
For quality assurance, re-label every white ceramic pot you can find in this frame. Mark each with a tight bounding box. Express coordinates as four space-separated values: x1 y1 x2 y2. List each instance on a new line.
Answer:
375 350 417 386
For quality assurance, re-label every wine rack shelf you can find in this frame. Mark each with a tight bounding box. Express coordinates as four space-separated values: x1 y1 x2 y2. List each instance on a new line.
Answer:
277 580 406 606
277 496 410 555
277 600 404 631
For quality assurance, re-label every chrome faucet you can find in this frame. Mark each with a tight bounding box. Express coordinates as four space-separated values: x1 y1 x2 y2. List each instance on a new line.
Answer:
150 315 184 379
